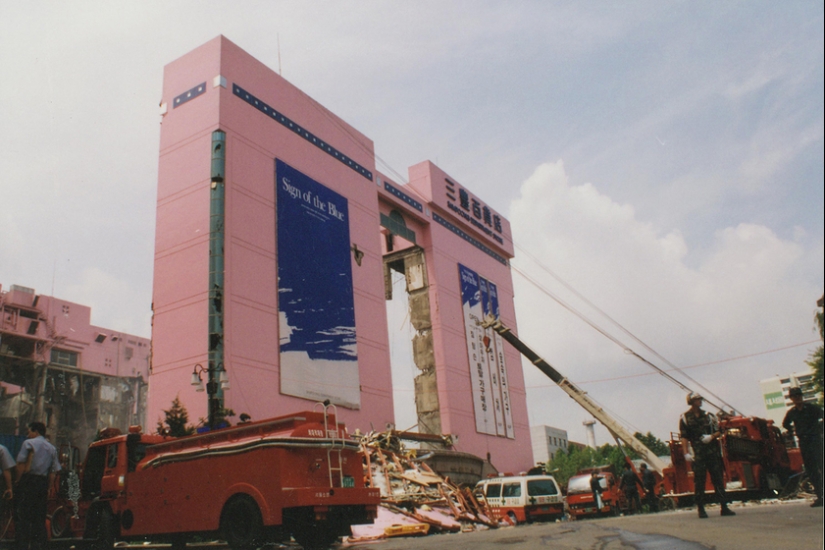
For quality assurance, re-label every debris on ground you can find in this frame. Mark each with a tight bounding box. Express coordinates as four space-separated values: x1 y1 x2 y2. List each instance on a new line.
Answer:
345 430 505 544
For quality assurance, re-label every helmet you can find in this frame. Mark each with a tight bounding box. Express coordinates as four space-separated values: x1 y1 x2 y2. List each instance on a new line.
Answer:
788 387 803 398
686 392 703 405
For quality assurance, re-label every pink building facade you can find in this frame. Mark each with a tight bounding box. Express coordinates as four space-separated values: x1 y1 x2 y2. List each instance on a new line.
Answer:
150 36 531 472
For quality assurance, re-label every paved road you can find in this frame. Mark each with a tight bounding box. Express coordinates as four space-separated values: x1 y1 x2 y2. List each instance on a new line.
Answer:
346 500 824 550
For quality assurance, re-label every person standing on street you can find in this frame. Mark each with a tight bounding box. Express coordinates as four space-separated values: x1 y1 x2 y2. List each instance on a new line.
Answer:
680 392 735 519
15 422 60 550
619 462 643 515
639 463 658 512
0 443 15 500
0 442 15 528
782 386 823 507
589 472 604 515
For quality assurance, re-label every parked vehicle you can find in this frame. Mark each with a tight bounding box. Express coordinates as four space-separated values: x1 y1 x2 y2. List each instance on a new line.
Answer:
566 467 622 519
2 405 379 550
661 414 801 505
476 474 564 524
483 315 803 508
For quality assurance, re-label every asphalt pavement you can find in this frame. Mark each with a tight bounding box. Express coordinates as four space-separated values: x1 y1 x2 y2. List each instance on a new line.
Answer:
345 499 824 550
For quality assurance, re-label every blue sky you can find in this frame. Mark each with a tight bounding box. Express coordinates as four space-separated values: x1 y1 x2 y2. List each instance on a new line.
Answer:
1 1 822 446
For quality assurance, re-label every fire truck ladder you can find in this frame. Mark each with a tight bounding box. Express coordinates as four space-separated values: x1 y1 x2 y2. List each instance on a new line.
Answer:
482 315 668 475
315 401 345 487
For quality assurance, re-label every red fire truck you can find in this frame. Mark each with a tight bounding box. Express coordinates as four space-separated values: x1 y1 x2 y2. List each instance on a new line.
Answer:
566 467 623 519
661 414 801 505
483 315 803 510
4 406 379 550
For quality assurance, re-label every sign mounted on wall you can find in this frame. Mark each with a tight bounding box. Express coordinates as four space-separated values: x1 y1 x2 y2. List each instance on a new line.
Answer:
276 159 360 408
459 263 514 438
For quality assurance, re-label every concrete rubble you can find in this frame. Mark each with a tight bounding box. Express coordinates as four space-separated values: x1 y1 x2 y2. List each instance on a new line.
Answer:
346 429 505 544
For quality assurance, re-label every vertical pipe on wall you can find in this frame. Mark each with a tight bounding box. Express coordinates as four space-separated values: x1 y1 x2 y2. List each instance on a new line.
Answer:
208 130 226 427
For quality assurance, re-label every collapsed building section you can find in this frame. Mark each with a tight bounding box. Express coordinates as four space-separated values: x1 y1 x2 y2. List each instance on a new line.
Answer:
0 284 149 455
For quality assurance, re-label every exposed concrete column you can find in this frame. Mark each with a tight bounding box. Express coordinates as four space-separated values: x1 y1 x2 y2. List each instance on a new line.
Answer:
403 251 442 437
384 247 442 437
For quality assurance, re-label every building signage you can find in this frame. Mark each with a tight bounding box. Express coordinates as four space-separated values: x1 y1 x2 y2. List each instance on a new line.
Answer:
764 391 785 410
276 159 360 408
446 179 504 246
459 264 514 438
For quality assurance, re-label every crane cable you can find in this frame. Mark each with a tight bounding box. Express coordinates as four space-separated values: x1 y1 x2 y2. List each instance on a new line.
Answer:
299 81 741 413
511 248 742 415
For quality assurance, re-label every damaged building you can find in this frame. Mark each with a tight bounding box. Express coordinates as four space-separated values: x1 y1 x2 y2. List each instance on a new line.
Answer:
0 283 149 455
149 36 534 474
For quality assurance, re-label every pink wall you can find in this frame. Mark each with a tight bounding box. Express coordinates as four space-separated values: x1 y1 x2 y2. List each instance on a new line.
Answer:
151 36 393 430
150 37 532 472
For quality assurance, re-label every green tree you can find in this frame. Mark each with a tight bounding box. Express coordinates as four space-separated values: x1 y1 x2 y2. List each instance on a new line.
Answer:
808 297 824 403
547 443 629 488
156 395 195 436
633 431 669 457
547 434 669 489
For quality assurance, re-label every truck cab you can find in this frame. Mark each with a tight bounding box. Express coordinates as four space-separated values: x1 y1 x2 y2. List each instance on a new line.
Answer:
565 469 621 519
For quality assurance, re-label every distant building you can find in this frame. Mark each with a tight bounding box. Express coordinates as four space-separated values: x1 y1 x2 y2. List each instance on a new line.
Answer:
0 283 149 454
531 425 570 464
759 369 817 426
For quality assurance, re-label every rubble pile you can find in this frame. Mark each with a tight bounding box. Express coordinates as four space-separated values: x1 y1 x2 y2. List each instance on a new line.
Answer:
346 430 503 544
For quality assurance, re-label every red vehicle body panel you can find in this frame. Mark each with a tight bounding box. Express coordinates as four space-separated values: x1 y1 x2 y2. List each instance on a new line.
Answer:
566 471 622 518
5 410 379 547
662 415 800 501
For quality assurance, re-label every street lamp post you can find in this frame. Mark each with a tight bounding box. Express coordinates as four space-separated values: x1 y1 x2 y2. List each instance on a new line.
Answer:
191 363 229 429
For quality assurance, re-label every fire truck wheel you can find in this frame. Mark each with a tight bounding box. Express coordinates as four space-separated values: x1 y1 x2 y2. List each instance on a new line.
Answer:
88 507 116 550
49 506 70 539
507 511 518 526
220 495 263 550
292 525 337 550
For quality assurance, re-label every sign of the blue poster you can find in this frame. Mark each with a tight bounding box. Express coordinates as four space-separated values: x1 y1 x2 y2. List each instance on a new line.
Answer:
276 159 360 408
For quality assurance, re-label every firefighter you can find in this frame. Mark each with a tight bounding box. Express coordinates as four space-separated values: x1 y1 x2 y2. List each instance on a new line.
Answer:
590 472 604 514
619 462 643 515
782 386 823 507
15 422 60 550
679 392 735 519
639 463 658 512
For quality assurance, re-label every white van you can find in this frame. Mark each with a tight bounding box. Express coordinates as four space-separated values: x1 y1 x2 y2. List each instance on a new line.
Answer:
475 474 564 524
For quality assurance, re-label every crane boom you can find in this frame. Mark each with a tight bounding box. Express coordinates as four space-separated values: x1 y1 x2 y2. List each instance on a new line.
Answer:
482 315 667 474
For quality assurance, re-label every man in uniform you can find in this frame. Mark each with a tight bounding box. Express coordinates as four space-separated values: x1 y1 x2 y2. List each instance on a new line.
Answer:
0 443 14 499
589 472 604 515
782 386 823 507
15 422 60 550
619 462 643 515
679 392 735 519
0 442 15 528
639 463 658 512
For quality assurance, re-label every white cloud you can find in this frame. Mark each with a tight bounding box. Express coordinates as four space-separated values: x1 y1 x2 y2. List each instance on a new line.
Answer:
64 267 152 338
509 160 822 445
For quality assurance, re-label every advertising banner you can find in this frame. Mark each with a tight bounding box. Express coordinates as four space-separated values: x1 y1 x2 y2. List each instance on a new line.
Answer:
487 281 514 438
479 277 506 436
276 159 360 408
459 264 497 435
459 263 513 436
